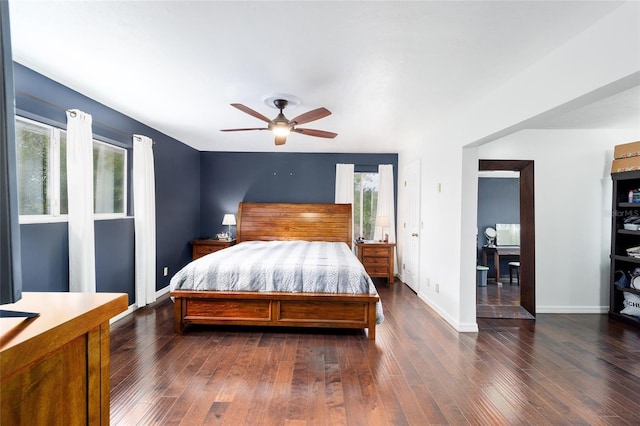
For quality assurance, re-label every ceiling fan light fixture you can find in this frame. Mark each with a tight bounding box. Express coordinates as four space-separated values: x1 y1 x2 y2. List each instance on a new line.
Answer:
221 97 336 145
272 123 291 137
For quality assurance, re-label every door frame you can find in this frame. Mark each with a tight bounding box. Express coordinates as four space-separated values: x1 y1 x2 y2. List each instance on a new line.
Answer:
479 159 536 317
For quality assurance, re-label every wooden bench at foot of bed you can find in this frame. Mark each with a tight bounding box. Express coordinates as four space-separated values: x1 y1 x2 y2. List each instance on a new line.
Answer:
171 290 379 339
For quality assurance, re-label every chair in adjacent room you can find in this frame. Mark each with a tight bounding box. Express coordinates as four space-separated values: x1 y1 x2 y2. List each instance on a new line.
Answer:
509 261 520 285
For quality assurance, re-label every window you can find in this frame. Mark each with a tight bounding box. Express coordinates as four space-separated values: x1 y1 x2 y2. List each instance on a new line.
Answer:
16 118 67 217
15 117 127 222
93 140 126 216
353 172 379 239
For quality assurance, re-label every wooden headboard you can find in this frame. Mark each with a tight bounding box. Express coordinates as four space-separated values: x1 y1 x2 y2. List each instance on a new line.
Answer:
236 203 353 248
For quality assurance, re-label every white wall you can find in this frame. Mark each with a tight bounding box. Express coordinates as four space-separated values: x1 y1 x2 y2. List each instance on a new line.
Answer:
479 129 640 312
397 1 640 331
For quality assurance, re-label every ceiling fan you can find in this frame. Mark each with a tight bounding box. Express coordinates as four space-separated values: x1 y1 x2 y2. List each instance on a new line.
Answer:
220 99 337 145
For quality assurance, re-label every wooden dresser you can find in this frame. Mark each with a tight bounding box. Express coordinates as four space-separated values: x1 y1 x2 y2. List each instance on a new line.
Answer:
190 239 236 260
0 292 127 425
355 241 396 283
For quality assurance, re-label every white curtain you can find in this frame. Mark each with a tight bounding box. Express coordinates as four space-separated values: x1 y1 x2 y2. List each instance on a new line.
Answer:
374 164 397 269
335 163 354 204
133 135 156 308
335 164 354 244
66 109 96 293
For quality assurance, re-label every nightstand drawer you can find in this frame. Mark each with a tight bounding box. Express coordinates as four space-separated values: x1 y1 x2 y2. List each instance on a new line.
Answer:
363 257 388 266
195 245 222 256
360 247 391 257
366 266 389 275
190 239 236 260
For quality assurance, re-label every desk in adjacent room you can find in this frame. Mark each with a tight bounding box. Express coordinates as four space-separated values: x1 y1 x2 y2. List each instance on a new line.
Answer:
482 245 520 282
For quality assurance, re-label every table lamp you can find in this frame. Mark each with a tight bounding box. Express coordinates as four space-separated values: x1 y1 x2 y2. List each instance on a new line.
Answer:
377 215 389 242
222 214 236 240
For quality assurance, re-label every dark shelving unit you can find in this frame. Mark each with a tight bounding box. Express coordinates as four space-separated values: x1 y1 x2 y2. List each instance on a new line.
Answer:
610 170 640 326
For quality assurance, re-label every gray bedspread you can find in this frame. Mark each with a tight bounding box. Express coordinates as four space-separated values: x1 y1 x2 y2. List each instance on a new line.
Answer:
170 240 384 323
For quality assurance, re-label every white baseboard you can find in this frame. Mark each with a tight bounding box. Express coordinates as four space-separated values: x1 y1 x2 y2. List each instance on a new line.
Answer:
156 285 170 298
110 304 136 324
109 285 171 324
536 305 608 314
417 291 479 333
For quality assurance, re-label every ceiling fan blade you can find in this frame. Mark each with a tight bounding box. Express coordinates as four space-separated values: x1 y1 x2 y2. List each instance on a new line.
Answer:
230 103 272 123
293 128 337 139
220 127 268 132
290 107 331 125
274 134 287 145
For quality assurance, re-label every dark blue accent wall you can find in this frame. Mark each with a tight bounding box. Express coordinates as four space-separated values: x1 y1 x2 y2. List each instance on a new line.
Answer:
477 177 520 277
19 222 69 292
200 152 398 238
95 219 135 302
14 63 200 302
13 63 399 307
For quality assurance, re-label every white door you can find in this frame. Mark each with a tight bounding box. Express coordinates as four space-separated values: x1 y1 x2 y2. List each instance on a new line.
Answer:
404 160 420 292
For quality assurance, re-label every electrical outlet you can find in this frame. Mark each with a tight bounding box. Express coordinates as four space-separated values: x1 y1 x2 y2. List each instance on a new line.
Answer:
163 266 168 277
426 277 430 287
435 282 440 293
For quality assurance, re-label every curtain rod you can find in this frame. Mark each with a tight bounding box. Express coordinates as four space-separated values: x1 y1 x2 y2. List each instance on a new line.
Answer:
16 90 155 144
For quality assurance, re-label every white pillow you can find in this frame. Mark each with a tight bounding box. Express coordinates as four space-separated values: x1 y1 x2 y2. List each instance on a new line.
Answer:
621 291 640 316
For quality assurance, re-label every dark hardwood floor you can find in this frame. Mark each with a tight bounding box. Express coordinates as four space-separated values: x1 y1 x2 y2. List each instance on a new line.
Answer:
110 281 640 425
477 280 534 320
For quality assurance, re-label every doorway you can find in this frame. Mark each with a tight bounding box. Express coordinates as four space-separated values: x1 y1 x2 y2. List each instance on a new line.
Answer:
477 160 536 319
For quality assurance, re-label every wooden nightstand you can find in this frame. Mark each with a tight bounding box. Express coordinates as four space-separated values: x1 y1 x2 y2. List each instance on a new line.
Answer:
355 241 396 283
190 239 236 260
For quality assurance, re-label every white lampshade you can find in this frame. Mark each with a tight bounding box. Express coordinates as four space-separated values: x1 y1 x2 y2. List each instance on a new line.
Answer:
222 214 236 226
377 216 389 227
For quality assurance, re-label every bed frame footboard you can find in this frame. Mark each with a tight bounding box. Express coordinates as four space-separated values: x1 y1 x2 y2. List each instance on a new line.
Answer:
171 290 379 339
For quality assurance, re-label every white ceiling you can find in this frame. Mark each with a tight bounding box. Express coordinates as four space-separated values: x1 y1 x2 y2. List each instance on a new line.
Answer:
530 85 640 130
8 1 638 153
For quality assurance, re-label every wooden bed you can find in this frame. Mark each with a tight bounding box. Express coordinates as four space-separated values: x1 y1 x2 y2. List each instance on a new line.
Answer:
170 202 380 339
